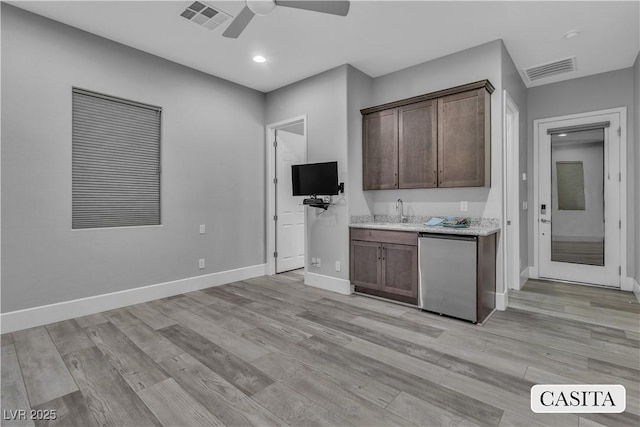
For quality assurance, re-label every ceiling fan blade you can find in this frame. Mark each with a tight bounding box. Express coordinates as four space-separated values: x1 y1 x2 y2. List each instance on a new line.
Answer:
275 1 350 16
223 5 255 38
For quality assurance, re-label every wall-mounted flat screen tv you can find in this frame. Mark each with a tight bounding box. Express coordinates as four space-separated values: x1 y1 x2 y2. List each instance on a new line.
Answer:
291 161 338 196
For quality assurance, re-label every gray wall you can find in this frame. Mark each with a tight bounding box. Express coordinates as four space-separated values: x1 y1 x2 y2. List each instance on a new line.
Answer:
347 65 374 217
635 53 640 284
527 68 636 278
501 42 529 276
1 5 266 312
265 66 350 281
366 41 503 222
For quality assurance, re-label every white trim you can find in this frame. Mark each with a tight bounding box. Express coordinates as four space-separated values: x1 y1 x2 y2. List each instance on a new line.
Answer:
265 115 308 276
619 273 632 292
533 107 627 288
495 289 508 310
304 271 353 295
0 264 266 334
503 90 521 290
520 266 530 288
632 278 640 303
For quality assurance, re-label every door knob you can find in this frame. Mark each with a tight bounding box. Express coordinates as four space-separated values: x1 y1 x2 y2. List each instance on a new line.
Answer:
540 218 552 224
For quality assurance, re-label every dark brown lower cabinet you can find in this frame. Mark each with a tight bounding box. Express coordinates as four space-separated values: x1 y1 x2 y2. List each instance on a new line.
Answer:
351 240 381 291
350 228 418 305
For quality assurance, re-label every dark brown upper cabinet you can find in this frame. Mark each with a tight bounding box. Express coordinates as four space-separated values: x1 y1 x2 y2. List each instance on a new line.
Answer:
399 101 437 189
361 80 494 190
363 109 398 190
437 87 491 187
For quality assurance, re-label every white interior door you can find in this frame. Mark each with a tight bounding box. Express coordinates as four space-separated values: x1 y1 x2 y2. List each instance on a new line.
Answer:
538 112 621 287
503 91 520 290
275 128 305 273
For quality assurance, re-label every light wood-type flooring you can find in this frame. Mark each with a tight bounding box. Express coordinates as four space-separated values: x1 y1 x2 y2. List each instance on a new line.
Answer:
2 271 639 426
551 241 605 266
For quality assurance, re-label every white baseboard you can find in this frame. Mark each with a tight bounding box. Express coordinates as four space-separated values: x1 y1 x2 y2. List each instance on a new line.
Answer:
304 272 353 295
620 276 634 292
1 263 266 334
496 289 508 311
520 267 530 289
529 266 538 279
632 278 640 303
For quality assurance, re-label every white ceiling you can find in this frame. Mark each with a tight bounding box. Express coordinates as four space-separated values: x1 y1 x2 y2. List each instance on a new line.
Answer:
8 0 640 93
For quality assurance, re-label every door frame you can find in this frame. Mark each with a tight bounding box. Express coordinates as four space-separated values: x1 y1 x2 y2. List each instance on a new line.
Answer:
532 107 628 290
265 115 308 276
502 90 521 290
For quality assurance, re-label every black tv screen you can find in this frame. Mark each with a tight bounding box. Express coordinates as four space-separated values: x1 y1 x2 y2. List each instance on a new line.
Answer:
291 161 338 196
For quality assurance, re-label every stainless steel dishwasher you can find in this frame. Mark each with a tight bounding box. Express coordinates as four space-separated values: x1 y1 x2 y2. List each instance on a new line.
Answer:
418 233 477 322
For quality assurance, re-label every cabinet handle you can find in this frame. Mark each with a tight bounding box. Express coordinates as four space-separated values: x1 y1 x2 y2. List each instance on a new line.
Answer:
433 170 436 184
377 247 381 260
382 247 385 261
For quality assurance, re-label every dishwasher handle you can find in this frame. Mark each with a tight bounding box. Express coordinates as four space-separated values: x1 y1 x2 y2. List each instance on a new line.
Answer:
418 233 477 242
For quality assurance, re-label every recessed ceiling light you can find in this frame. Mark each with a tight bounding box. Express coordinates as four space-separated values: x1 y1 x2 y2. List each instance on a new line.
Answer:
563 30 580 39
253 55 266 63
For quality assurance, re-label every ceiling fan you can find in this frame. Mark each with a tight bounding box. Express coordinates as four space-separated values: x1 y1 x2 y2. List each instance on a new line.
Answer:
223 0 350 38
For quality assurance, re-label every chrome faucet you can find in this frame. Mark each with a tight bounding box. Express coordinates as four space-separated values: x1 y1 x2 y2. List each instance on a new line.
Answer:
396 198 408 223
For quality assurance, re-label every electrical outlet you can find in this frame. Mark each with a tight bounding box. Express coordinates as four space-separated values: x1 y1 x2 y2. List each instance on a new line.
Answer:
460 201 468 212
523 201 528 210
199 259 205 269
199 224 206 234
335 261 341 272
522 173 527 181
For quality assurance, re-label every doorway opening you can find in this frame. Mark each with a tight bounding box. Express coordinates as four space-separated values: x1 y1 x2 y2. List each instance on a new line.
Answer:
533 108 627 289
266 116 307 276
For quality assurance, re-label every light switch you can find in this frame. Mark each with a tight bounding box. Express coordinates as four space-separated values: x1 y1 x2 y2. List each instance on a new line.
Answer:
522 173 527 181
199 224 206 234
523 201 528 210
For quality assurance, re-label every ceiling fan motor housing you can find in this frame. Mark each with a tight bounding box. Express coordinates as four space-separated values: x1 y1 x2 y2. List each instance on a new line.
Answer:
247 0 276 16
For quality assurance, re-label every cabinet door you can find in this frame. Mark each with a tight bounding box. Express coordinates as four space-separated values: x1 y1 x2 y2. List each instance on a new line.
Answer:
438 88 490 187
363 109 398 190
398 101 437 188
351 240 382 290
381 243 417 298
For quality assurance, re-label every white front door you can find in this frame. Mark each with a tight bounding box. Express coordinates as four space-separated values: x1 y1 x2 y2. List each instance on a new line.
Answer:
537 111 621 287
275 129 305 273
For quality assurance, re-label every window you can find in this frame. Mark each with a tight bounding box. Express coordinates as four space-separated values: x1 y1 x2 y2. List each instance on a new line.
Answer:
556 161 586 211
72 88 161 229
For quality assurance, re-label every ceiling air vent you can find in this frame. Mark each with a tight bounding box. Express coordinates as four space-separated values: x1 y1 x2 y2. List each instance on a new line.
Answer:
523 57 576 82
180 1 231 30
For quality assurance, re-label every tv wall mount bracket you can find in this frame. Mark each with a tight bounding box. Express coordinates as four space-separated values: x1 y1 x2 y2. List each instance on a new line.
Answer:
303 182 344 210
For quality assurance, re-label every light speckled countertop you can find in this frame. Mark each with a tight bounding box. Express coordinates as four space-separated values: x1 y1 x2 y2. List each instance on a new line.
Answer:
349 215 500 236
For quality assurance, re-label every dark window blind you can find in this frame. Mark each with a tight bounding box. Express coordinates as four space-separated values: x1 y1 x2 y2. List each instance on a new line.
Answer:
72 89 161 229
